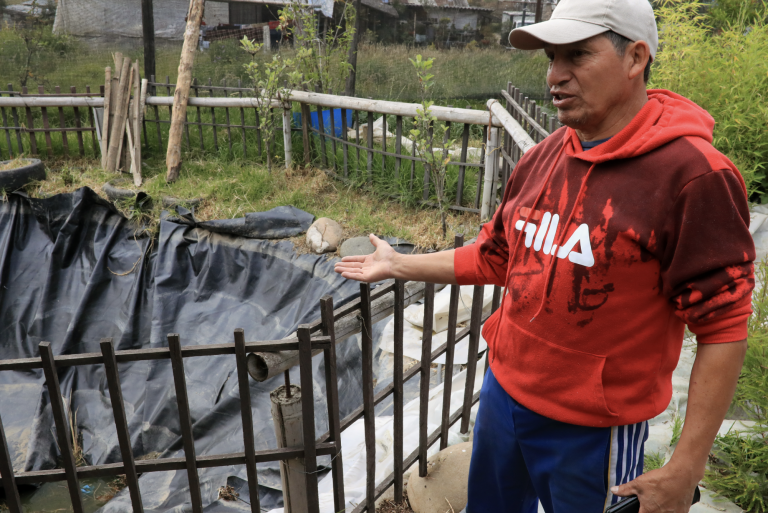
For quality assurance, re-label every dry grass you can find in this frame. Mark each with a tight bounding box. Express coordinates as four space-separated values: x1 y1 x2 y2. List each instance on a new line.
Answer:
94 475 128 502
26 157 481 252
0 156 31 171
377 489 415 513
217 485 240 501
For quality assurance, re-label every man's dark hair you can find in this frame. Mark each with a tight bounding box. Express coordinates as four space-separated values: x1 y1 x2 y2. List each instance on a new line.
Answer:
603 31 652 83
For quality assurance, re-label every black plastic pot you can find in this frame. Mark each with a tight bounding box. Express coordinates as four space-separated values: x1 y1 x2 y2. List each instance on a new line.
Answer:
0 158 45 192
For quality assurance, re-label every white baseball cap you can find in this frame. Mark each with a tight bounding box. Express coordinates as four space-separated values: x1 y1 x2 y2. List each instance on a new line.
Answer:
509 0 658 59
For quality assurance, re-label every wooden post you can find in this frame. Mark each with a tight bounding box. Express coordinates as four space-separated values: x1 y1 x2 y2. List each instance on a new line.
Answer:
271 384 307 513
282 105 292 170
142 0 156 93
535 0 543 23
101 67 112 168
480 127 499 220
106 58 133 172
166 0 205 183
344 0 362 97
263 25 271 51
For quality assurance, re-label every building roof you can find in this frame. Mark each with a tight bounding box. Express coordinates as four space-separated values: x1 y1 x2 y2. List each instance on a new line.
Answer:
361 0 399 17
403 0 493 11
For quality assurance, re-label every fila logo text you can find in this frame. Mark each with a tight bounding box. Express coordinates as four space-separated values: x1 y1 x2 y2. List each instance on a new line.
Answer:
515 211 595 267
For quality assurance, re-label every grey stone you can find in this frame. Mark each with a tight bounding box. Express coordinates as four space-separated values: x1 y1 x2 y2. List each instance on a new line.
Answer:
407 442 472 513
306 217 343 254
340 235 376 258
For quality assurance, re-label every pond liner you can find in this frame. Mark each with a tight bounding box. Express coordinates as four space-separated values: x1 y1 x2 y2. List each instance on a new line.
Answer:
0 187 393 512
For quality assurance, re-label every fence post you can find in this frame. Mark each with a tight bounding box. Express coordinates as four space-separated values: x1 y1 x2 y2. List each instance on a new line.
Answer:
282 104 292 170
263 25 272 51
271 383 306 513
480 127 500 220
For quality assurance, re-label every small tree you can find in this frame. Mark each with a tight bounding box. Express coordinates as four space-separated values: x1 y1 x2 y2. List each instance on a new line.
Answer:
2 1 74 88
241 37 297 173
409 55 454 238
280 0 356 94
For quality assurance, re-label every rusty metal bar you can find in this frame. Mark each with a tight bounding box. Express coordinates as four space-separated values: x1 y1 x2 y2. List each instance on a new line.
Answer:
440 235 464 450
418 282 435 477
167 333 204 513
297 325 320 513
1 445 337 487
461 286 485 434
233 329 261 513
100 338 144 513
360 283 375 511
39 341 84 513
393 278 405 502
0 413 22 513
320 296 345 512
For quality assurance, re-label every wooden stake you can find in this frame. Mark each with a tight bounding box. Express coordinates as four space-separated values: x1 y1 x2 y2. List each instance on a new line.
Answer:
131 61 142 186
166 0 205 183
106 58 132 172
115 62 134 172
101 67 112 168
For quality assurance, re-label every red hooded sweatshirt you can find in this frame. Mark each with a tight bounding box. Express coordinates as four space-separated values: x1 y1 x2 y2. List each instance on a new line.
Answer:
454 90 755 427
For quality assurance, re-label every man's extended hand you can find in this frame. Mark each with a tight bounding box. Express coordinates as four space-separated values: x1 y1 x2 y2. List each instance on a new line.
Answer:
611 461 698 512
334 234 397 283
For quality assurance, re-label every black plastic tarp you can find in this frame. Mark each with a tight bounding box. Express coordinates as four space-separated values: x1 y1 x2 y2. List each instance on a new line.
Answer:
0 188 385 512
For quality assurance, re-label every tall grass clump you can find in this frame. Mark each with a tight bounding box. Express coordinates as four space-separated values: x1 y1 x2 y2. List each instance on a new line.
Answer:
704 260 768 512
650 0 768 200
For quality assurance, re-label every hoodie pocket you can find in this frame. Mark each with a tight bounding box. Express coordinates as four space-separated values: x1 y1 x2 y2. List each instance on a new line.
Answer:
503 320 619 420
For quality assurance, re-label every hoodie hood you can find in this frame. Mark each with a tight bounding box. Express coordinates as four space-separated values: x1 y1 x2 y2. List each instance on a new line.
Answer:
564 89 716 164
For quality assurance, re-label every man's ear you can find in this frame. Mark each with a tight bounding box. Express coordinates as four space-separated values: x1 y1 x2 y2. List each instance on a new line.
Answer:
626 40 651 81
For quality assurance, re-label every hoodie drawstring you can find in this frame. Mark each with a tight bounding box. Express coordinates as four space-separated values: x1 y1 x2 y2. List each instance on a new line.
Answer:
529 161 598 322
489 143 566 364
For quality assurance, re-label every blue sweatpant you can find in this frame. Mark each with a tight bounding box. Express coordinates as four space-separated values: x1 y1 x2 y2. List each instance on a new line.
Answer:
467 369 648 513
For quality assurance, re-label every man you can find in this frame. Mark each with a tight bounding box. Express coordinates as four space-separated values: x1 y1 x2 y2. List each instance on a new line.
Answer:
335 0 755 511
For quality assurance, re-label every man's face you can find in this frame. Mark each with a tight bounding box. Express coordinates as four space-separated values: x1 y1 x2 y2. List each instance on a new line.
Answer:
544 36 631 131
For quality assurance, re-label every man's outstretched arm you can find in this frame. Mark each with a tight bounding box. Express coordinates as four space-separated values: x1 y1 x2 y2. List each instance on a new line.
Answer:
612 339 747 513
334 234 457 284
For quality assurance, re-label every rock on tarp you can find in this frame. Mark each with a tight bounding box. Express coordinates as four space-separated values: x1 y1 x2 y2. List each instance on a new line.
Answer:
0 188 369 511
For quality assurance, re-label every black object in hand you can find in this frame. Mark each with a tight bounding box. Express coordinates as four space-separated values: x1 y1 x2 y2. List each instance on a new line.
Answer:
604 485 701 513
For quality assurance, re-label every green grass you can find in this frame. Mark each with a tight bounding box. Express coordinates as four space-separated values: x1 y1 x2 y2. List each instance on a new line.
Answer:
644 452 665 472
0 25 549 102
26 153 481 252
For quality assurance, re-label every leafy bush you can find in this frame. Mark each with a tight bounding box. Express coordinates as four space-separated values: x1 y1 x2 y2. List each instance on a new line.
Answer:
650 0 768 200
704 260 768 512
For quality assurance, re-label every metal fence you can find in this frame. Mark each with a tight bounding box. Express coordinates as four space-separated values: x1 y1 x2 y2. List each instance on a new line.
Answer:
0 80 547 220
0 269 502 513
0 83 544 511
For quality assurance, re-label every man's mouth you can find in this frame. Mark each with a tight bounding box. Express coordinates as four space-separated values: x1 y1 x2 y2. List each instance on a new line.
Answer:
551 91 575 108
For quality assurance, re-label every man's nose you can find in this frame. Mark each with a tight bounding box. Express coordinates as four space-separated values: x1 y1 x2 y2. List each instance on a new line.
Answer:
546 57 571 88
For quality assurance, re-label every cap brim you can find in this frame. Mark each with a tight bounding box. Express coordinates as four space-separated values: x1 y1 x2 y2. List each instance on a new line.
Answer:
509 18 609 49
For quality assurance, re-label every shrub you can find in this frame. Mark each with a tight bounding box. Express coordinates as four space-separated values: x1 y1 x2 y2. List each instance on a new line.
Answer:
650 0 768 200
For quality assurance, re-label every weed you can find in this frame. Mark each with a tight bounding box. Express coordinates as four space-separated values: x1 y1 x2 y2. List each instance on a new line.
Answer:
670 413 684 447
644 452 665 472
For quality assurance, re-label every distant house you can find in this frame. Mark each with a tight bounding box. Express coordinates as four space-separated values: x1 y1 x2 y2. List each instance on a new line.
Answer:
500 0 557 44
402 0 493 46
51 0 395 40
